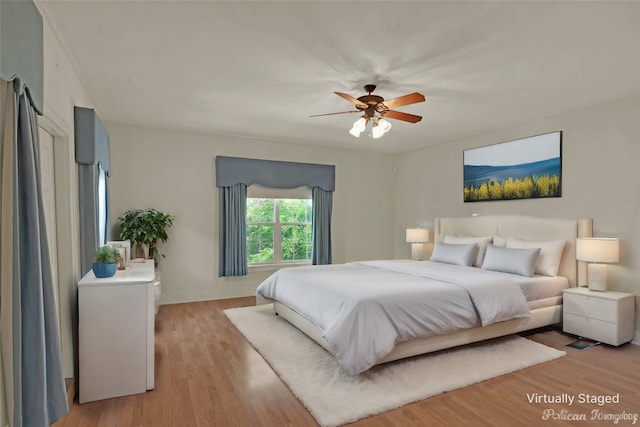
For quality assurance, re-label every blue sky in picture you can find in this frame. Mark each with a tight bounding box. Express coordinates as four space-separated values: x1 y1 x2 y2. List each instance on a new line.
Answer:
463 132 561 188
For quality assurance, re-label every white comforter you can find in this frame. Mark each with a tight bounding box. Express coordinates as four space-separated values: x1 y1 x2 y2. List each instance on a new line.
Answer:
256 260 530 375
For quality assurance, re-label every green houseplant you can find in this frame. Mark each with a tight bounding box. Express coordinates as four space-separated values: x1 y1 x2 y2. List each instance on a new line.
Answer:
117 208 175 261
93 245 120 278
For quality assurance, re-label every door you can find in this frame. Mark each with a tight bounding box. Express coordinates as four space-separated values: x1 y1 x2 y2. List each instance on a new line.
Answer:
38 126 61 329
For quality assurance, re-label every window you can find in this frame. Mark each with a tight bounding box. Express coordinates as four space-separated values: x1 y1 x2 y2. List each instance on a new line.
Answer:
247 197 312 265
97 166 107 245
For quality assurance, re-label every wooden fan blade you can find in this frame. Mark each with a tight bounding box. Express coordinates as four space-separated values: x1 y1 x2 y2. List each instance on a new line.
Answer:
334 92 368 108
381 92 425 109
309 110 360 117
381 110 423 123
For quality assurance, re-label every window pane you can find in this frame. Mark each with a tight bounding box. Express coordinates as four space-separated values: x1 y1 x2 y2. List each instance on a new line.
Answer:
282 242 310 261
247 243 274 263
247 198 274 222
281 224 311 262
259 225 274 243
247 224 274 264
247 225 260 243
280 199 312 223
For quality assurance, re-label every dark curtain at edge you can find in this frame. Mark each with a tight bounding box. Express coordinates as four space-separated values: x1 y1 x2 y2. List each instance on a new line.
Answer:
12 78 68 426
218 183 247 277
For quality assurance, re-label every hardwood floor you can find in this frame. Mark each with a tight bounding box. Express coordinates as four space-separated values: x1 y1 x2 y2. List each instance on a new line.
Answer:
54 297 640 427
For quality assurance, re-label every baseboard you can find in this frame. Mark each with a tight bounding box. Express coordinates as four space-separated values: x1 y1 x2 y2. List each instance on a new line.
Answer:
632 331 640 346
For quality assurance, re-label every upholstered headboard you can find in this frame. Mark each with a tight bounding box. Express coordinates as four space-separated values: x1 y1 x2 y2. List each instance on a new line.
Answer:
434 216 593 287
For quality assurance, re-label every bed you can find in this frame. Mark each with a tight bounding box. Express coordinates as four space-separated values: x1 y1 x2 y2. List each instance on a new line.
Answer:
256 215 593 375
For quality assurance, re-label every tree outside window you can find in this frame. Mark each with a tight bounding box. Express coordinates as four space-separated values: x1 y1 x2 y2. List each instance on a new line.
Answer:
247 198 312 264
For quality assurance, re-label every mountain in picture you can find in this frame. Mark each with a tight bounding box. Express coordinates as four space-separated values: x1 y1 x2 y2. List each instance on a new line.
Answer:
464 157 560 187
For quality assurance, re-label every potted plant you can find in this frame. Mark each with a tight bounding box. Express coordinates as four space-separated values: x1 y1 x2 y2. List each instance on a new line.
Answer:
93 245 120 278
117 208 175 262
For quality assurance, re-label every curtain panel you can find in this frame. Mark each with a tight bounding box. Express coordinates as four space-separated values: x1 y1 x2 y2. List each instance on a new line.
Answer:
311 187 332 265
215 156 335 276
1 78 68 427
218 183 247 277
77 164 100 275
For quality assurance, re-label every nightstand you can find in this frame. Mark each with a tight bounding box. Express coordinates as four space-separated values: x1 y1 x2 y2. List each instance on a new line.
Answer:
563 287 635 346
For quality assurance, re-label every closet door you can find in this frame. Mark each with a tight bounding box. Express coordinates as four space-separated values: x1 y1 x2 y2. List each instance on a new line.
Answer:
38 125 60 326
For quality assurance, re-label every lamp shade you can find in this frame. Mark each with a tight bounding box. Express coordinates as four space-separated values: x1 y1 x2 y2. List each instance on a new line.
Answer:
576 238 619 263
406 228 430 243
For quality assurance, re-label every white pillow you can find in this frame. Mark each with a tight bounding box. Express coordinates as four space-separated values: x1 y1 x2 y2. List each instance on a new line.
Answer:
492 235 508 247
443 235 493 267
430 242 478 267
506 237 566 277
481 244 541 277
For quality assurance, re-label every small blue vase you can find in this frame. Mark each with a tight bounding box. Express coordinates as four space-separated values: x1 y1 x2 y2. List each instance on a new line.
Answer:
93 262 117 278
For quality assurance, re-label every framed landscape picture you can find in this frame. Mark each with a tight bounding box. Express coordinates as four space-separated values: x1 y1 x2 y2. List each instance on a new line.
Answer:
463 131 562 202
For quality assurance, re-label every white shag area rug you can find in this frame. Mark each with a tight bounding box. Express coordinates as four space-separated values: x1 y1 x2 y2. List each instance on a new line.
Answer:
224 304 565 427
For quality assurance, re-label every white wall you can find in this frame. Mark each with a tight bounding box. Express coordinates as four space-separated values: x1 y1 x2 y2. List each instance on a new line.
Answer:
39 4 96 383
107 123 396 303
393 94 640 338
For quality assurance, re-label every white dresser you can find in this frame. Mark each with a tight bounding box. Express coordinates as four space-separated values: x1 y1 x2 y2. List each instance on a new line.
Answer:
563 287 635 346
78 260 160 403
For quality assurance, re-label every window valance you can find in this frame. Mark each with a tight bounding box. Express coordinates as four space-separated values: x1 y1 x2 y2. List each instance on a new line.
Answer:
0 0 43 113
215 156 335 192
74 107 111 175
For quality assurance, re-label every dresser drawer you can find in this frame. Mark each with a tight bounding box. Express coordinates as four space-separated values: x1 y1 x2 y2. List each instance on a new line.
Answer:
564 293 618 323
563 313 618 345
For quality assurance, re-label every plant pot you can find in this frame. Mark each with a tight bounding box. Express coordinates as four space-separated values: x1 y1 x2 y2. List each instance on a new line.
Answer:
93 262 117 278
134 243 149 259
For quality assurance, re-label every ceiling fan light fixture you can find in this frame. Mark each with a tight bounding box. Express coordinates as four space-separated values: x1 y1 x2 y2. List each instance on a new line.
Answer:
371 122 384 139
349 116 368 137
378 118 392 133
371 117 392 139
349 127 361 138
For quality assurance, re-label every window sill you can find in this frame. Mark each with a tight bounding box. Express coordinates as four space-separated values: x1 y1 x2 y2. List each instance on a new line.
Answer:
248 261 312 273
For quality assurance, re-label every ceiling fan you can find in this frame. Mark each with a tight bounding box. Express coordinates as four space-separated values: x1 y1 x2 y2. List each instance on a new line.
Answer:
310 84 426 138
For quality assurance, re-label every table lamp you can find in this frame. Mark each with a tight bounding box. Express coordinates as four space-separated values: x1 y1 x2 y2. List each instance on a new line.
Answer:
406 228 430 261
576 238 619 291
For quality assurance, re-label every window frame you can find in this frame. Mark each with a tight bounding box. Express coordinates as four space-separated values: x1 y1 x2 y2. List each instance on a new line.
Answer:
247 197 312 268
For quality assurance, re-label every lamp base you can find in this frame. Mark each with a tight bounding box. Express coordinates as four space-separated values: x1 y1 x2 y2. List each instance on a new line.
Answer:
587 263 607 291
411 243 425 261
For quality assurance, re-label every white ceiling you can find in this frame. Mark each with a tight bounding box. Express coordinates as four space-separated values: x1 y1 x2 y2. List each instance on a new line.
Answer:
40 1 640 154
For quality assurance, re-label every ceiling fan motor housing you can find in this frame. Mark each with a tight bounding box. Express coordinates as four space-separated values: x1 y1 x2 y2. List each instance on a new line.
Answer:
357 85 386 116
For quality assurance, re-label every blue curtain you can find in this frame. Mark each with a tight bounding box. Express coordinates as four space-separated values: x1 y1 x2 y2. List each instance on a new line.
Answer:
12 79 68 426
312 187 333 265
77 165 98 275
77 163 111 275
218 183 247 277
